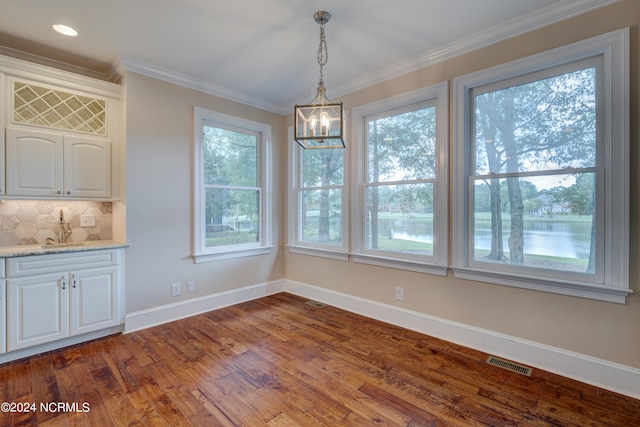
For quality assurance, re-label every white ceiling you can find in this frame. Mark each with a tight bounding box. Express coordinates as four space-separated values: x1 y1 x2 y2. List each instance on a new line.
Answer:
0 0 614 113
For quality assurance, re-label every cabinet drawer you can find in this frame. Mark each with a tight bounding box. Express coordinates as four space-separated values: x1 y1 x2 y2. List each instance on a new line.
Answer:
7 249 119 277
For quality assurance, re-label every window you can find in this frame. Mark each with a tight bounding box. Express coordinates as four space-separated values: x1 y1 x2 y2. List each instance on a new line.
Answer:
351 83 448 274
454 29 630 302
193 108 271 262
288 128 348 259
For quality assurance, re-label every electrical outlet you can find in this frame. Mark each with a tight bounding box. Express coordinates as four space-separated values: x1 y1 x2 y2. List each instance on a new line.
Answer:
171 282 181 296
80 215 96 227
187 281 195 293
395 286 404 301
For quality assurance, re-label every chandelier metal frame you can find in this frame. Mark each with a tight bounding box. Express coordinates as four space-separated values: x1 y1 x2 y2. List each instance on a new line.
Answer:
293 11 346 149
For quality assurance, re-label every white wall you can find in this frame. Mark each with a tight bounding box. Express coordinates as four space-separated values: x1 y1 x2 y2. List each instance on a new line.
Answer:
123 73 284 314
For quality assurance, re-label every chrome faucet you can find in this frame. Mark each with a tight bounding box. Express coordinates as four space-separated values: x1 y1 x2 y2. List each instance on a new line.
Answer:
58 209 72 244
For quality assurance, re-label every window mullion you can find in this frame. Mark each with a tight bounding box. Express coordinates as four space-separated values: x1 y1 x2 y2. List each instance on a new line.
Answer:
366 178 436 187
472 167 597 181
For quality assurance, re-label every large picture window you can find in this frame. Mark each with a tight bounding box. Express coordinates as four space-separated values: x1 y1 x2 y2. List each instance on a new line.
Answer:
454 29 629 302
194 108 271 262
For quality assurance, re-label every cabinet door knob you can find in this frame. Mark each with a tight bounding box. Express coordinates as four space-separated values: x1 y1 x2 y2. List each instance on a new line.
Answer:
66 191 71 195
57 190 62 195
72 274 77 288
61 275 67 290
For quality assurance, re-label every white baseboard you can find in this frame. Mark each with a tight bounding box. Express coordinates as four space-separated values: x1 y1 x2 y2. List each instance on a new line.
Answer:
283 279 640 400
124 278 640 399
124 280 284 333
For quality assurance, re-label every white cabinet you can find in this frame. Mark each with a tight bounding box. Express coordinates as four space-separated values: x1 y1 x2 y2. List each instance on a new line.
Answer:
0 261 5 354
6 127 111 198
64 136 111 198
7 272 69 349
6 249 123 352
69 266 119 336
0 72 5 196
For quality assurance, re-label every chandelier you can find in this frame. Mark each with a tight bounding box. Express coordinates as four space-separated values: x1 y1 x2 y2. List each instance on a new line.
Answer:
294 11 345 149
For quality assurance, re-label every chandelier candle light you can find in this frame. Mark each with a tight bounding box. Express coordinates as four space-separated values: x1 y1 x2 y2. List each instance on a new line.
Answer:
294 11 346 149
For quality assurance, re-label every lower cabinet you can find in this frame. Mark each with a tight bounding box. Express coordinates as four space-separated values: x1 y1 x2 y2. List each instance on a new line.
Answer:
5 249 123 352
0 280 5 354
70 267 119 336
8 272 70 349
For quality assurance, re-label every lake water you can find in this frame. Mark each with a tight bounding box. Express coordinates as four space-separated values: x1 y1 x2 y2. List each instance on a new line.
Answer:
474 220 592 259
381 216 592 260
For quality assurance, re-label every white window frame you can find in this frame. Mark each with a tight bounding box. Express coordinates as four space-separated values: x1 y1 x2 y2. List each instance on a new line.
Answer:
453 29 630 303
351 82 449 275
193 107 272 263
287 127 349 261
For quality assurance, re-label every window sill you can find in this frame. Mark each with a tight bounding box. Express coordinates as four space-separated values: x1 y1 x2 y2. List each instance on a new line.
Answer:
352 253 448 276
286 245 349 261
192 246 273 263
453 267 632 304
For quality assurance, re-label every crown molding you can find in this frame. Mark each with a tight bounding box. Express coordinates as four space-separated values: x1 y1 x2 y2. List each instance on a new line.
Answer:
326 0 620 102
114 0 617 115
114 55 286 114
0 52 121 97
0 44 119 83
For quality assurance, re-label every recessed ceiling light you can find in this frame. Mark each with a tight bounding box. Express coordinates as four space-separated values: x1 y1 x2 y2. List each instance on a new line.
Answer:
52 24 78 37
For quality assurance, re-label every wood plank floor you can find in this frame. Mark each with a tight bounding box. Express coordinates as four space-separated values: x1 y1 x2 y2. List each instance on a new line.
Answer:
0 293 638 426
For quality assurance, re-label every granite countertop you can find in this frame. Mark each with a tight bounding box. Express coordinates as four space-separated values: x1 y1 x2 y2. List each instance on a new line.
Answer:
0 241 128 258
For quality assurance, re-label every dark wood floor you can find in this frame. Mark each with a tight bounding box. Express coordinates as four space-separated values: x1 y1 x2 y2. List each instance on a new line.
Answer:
0 293 638 426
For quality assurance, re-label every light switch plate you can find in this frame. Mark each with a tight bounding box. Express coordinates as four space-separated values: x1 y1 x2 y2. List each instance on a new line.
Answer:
80 215 96 227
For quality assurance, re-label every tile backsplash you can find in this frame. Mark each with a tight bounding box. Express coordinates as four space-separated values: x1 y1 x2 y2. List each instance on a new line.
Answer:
0 200 112 246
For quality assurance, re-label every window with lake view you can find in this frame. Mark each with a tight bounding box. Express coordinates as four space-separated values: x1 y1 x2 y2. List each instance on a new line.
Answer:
472 65 597 273
365 104 437 257
350 83 449 273
454 29 630 302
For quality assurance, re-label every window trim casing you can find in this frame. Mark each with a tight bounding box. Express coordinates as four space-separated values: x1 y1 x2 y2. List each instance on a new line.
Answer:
351 82 449 275
287 127 350 261
453 28 630 303
193 107 272 263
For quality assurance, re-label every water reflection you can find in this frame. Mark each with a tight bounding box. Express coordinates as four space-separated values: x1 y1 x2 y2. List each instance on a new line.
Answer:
474 219 592 259
377 216 592 260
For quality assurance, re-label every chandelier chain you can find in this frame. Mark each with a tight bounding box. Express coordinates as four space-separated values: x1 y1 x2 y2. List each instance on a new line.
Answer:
316 23 328 83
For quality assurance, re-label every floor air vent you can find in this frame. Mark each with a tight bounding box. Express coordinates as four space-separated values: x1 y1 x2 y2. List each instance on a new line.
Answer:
486 356 533 376
304 300 326 308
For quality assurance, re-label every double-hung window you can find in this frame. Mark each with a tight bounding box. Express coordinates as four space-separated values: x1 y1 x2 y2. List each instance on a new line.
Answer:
453 29 630 302
288 128 348 259
193 107 271 262
352 83 448 274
